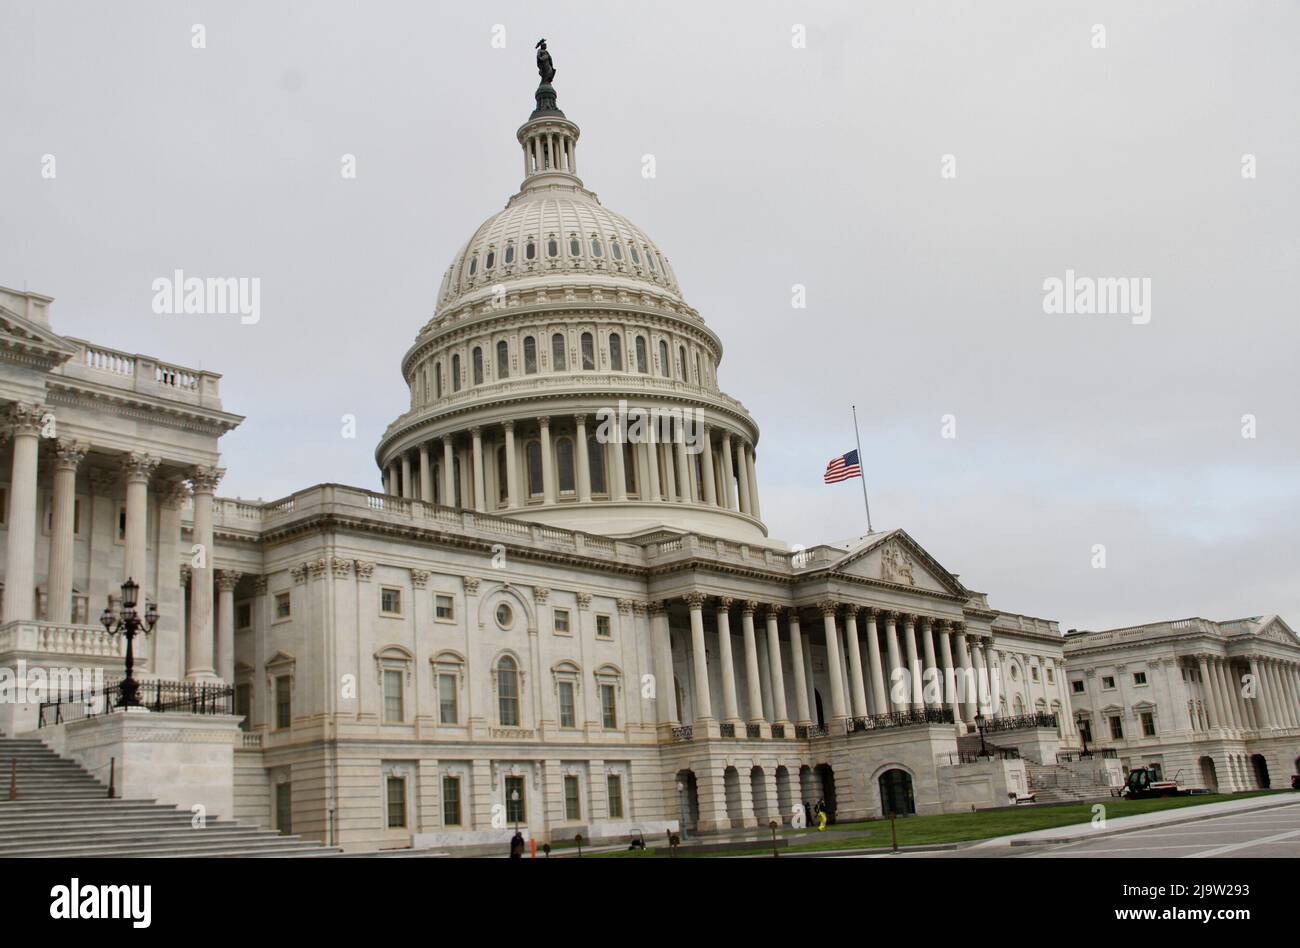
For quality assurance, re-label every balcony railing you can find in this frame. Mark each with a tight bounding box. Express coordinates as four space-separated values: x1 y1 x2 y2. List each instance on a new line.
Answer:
670 725 693 743
745 723 761 739
1056 748 1118 763
946 748 1021 765
847 708 955 734
770 724 785 739
38 679 235 728
981 712 1058 733
719 723 735 738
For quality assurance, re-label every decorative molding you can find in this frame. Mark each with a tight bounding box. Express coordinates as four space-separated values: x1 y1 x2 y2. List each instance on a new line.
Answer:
410 568 430 588
463 575 481 595
355 561 376 581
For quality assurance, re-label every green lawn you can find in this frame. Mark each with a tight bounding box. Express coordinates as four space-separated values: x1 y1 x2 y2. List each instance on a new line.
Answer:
593 791 1286 857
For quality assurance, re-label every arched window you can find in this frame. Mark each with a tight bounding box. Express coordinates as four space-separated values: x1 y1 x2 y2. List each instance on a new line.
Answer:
496 340 509 379
556 437 575 493
472 347 484 385
497 657 519 727
678 345 687 380
646 248 658 272
525 239 536 261
581 332 595 370
523 336 537 374
609 333 623 370
635 337 648 374
551 333 567 371
526 441 543 497
588 436 607 494
497 446 508 503
630 243 641 264
611 240 623 261
590 236 604 258
569 235 581 257
434 362 443 398
452 354 462 391
485 249 495 270
623 442 637 495
504 243 515 265
658 340 670 378
547 237 559 258
468 254 478 276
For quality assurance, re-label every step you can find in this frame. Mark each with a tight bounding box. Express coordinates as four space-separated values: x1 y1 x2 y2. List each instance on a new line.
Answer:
5 836 333 857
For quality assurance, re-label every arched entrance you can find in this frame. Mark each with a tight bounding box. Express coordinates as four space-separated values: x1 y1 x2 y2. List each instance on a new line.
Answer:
750 767 769 823
879 768 915 817
1251 754 1270 790
814 763 837 823
723 767 743 828
775 765 794 824
673 770 699 832
1199 756 1219 793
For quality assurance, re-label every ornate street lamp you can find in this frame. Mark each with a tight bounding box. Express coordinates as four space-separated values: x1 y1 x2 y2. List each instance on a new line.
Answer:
510 788 520 835
99 578 158 709
974 711 990 758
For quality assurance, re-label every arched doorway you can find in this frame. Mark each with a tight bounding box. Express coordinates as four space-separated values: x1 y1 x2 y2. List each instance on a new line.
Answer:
1251 754 1270 789
751 767 769 824
814 763 837 823
673 770 699 832
1199 756 1219 793
775 766 793 824
879 768 915 817
723 767 743 828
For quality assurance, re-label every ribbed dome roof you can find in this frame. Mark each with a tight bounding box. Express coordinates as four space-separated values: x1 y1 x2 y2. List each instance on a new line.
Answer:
434 190 683 315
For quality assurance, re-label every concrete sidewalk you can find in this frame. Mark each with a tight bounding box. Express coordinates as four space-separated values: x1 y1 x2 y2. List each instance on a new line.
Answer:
969 792 1299 848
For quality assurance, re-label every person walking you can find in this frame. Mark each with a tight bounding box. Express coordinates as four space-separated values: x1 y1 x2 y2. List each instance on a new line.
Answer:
510 830 525 858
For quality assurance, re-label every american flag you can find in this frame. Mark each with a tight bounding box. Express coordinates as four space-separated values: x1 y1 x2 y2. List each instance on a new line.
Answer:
824 449 862 484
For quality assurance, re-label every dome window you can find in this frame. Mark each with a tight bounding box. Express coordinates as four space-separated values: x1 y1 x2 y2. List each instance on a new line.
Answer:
523 336 537 374
496 340 509 379
472 347 484 385
646 248 657 272
581 332 595 370
590 237 604 258
468 255 478 276
556 438 575 493
526 240 536 261
527 441 544 496
485 250 495 270
452 354 462 391
630 244 641 264
611 241 623 261
609 333 623 371
587 435 607 494
547 238 559 258
551 333 567 371
658 340 670 378
569 236 581 257
635 337 648 374
504 243 515 264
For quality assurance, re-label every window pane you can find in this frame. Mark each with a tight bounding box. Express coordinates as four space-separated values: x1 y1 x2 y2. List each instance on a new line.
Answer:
551 333 566 370
384 669 403 722
442 776 461 825
581 332 595 370
588 437 606 493
658 340 670 377
564 775 581 821
505 776 526 823
498 658 519 726
609 333 622 370
275 676 291 728
527 441 543 496
623 442 637 494
472 347 483 384
497 340 509 378
601 684 617 729
452 354 461 391
557 438 575 493
606 775 623 818
524 336 537 374
559 681 575 728
387 776 406 828
439 673 458 723
635 337 647 373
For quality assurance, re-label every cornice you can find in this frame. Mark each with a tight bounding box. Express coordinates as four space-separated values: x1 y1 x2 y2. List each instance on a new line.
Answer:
45 378 243 436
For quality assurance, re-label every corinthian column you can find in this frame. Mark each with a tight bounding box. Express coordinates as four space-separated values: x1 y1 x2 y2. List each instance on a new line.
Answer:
215 569 242 683
765 606 790 728
418 443 432 503
4 403 45 621
121 452 160 597
470 426 486 511
186 466 223 681
843 605 868 718
719 432 735 509
46 440 87 623
699 426 717 506
820 602 848 723
741 601 765 727
883 611 905 711
745 442 761 521
735 441 753 515
902 614 923 711
504 421 520 508
787 611 811 726
573 416 590 503
649 601 677 726
442 437 455 506
685 593 712 723
715 598 740 725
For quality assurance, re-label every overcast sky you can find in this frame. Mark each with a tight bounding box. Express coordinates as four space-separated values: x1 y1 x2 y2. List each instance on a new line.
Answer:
3 0 1297 633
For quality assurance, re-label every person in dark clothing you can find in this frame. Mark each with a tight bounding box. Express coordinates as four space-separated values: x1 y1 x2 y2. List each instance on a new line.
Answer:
510 831 525 858
803 801 812 828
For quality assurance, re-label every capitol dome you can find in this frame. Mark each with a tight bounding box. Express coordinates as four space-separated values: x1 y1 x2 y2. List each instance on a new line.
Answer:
376 71 766 542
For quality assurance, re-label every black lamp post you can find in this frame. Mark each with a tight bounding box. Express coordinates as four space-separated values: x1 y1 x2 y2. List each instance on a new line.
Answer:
99 578 158 709
974 711 989 758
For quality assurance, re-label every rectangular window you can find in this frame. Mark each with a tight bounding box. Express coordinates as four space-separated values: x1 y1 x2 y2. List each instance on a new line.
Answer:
1133 671 1147 686
606 775 624 819
600 684 617 729
1031 666 1039 681
595 614 611 638
554 609 570 634
275 782 292 835
1109 715 1123 740
275 675 291 729
236 601 253 630
564 775 581 821
1046 668 1054 684
1101 675 1116 690
274 592 291 620
505 776 526 823
558 681 576 728
442 776 461 826
383 669 403 723
439 673 458 724
235 683 251 732
1141 712 1156 737
435 594 454 620
386 775 407 828
1071 679 1085 694
380 587 402 615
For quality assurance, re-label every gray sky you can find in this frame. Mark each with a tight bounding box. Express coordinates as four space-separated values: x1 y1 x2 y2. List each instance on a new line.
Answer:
4 0 1297 633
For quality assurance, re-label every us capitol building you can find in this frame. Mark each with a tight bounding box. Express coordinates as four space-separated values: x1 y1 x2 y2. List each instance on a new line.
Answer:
2 53 1297 853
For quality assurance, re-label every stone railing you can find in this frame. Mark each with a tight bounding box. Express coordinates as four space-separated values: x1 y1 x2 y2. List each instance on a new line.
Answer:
61 339 223 409
0 621 127 660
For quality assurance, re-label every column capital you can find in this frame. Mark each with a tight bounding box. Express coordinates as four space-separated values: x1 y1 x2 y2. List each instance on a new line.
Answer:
5 401 48 437
931 618 949 632
52 440 88 471
576 591 593 610
188 465 225 494
462 575 481 595
648 599 667 617
469 425 482 437
615 597 635 615
532 586 551 603
121 451 161 483
716 596 735 611
252 576 268 595
818 600 839 617
842 603 861 616
765 603 785 619
951 622 965 635
502 419 516 432
215 569 243 592
159 479 191 509
538 415 551 428
900 612 916 628
683 592 706 610
741 600 758 616
572 414 587 428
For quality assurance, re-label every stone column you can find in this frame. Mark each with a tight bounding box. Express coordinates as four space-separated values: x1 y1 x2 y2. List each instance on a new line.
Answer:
1265 661 1288 729
642 435 661 501
1281 663 1300 727
745 443 762 521
1217 659 1240 730
715 598 740 726
418 442 432 503
719 432 736 509
787 611 811 726
740 601 765 727
215 569 241 683
954 625 976 723
649 601 677 727
153 481 189 681
820 602 848 724
765 607 790 728
3 404 44 621
673 437 693 503
501 421 520 509
121 452 160 596
883 612 905 711
384 464 396 496
610 436 627 502
971 638 991 714
685 593 713 724
1197 655 1220 729
573 416 590 503
936 621 960 723
699 426 717 506
661 439 677 502
440 437 455 506
901 614 923 711
469 427 486 511
735 441 753 516
919 618 940 710
843 606 868 718
1247 657 1272 728
46 440 86 623
401 452 413 499
1274 662 1297 728
864 608 887 715
186 466 223 681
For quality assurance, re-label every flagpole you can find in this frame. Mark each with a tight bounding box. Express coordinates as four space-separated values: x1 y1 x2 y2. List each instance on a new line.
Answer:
851 404 874 535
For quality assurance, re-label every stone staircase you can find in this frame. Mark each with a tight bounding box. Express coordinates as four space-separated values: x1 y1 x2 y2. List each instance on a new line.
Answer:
0 736 339 857
1023 761 1116 804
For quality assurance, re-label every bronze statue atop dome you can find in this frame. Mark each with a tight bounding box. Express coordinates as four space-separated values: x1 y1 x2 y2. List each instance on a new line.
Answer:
536 39 556 84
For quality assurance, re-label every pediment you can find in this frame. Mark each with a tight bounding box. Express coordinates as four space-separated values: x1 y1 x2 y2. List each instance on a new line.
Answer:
0 297 79 367
1254 617 1299 647
827 530 967 596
